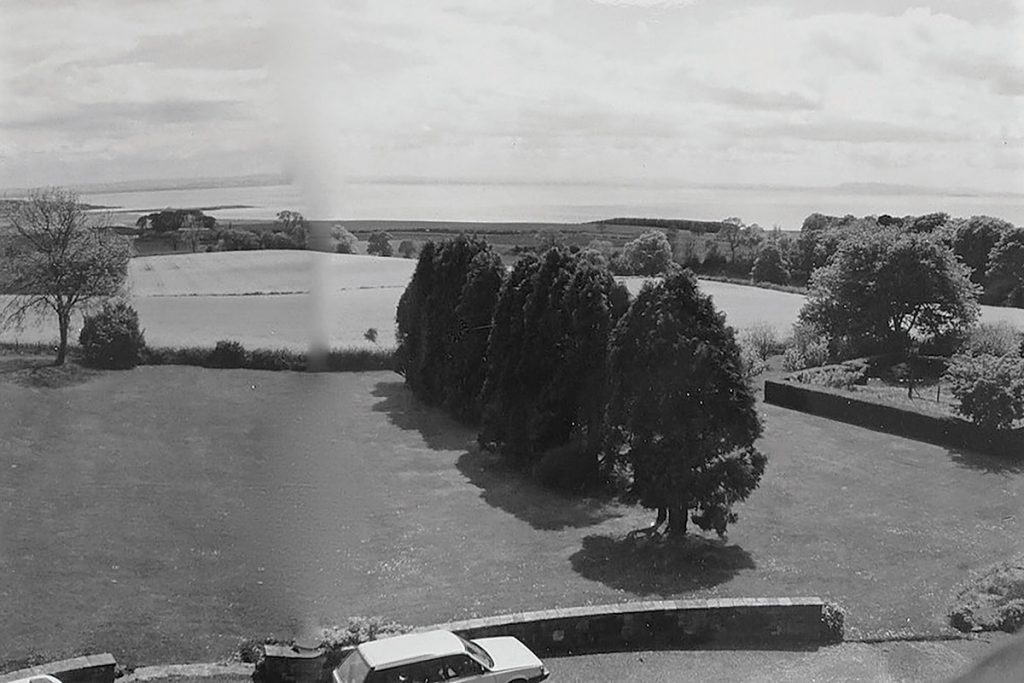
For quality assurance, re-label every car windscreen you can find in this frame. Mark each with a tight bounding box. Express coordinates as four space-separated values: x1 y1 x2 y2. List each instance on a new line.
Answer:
335 650 373 683
457 634 494 669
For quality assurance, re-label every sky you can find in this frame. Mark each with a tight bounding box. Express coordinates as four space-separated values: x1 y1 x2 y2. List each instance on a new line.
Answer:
1 0 1022 206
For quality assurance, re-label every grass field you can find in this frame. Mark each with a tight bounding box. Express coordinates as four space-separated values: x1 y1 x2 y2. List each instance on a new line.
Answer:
3 366 1023 670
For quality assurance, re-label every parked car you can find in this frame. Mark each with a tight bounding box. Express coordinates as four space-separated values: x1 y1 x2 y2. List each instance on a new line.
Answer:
331 629 550 683
4 676 62 683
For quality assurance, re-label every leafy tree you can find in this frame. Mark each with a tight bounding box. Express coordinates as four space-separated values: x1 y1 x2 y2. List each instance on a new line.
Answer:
985 228 1024 307
800 229 980 357
331 225 358 254
276 210 308 247
398 240 417 258
535 230 566 252
614 230 672 275
367 231 394 257
949 215 1014 294
605 269 766 536
750 241 790 284
260 231 302 250
1 188 131 365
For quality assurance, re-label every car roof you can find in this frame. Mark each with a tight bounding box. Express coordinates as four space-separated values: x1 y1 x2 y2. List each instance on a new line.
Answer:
357 630 466 669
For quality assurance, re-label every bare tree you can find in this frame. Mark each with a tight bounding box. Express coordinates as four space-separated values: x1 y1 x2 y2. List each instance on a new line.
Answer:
1 188 132 365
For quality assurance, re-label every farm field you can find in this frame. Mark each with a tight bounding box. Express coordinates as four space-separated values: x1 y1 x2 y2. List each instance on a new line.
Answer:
2 367 1023 670
4 250 1023 350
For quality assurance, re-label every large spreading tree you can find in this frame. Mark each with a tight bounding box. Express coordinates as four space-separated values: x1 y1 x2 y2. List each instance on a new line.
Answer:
604 269 766 537
799 228 979 357
1 188 132 365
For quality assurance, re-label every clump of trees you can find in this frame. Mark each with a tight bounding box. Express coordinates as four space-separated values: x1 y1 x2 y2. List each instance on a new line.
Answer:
136 208 216 232
1 188 132 365
331 225 358 254
798 228 979 358
397 236 766 536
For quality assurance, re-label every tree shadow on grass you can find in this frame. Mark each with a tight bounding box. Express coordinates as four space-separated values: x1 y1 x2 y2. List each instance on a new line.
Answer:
570 532 755 596
0 356 99 388
455 448 623 531
948 448 1024 475
370 380 477 452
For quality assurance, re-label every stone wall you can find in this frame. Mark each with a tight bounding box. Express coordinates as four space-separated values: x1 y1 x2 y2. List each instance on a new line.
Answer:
0 654 116 683
764 379 1024 457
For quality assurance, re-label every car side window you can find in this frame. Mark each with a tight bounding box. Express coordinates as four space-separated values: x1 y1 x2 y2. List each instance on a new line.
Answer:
437 655 485 680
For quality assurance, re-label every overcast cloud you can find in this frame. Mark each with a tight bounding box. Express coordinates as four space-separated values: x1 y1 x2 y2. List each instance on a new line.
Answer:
0 0 1021 196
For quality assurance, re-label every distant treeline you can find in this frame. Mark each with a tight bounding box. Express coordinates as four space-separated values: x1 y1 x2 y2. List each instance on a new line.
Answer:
591 217 732 234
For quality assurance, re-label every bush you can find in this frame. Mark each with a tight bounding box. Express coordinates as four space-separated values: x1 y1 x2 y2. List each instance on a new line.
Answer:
737 338 768 382
781 322 830 371
944 353 1024 430
788 362 867 390
739 322 781 361
317 617 412 667
397 240 417 258
78 301 146 369
963 321 1023 358
821 602 845 644
217 229 261 251
206 340 248 369
248 347 305 371
331 225 358 254
259 231 302 250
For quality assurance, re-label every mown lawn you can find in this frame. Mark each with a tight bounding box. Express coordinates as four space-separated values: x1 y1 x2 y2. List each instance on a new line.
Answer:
3 365 1024 671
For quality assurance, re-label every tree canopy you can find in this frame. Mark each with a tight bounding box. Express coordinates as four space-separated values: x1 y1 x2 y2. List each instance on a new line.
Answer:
1 188 132 364
800 228 979 357
985 228 1024 308
605 269 766 536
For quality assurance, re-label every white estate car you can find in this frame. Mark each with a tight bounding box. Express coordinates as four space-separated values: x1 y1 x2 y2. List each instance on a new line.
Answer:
331 629 550 683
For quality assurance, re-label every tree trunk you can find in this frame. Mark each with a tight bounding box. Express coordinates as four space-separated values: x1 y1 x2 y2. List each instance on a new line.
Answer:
667 503 689 536
56 309 70 366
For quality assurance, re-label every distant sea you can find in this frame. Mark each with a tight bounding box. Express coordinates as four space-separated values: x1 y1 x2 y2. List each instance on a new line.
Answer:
80 181 1024 229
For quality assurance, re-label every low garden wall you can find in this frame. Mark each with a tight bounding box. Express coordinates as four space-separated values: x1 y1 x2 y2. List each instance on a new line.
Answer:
262 598 825 683
764 379 1024 457
0 654 116 683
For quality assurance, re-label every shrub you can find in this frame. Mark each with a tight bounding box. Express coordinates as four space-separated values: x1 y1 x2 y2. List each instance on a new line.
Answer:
737 338 768 382
739 322 781 361
331 225 358 254
259 231 302 250
217 229 260 251
781 322 830 371
788 362 867 390
206 340 248 369
821 602 845 644
78 301 146 369
317 617 412 667
944 353 1024 430
247 348 305 371
397 240 417 258
963 321 1023 358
